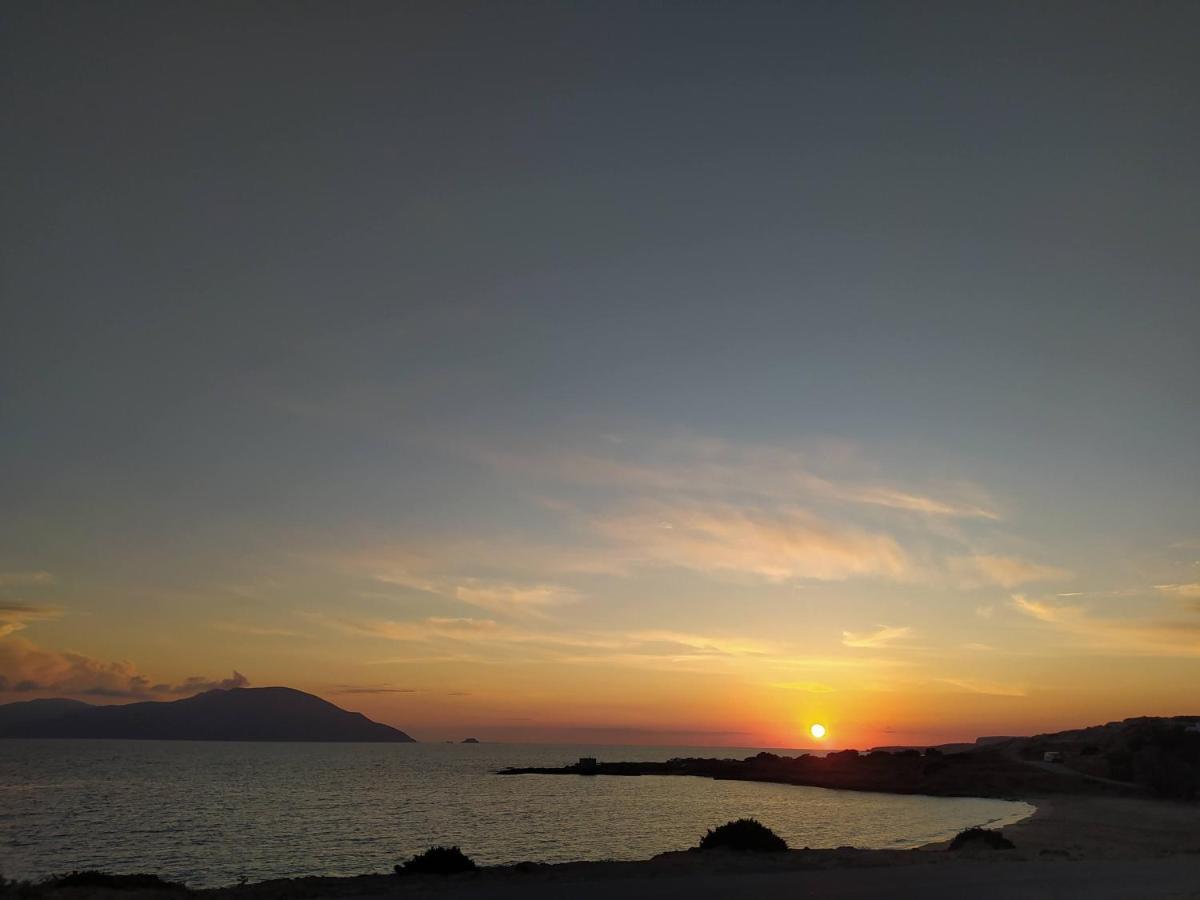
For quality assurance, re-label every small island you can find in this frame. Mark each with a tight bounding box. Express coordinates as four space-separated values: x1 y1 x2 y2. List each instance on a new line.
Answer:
461 737 481 743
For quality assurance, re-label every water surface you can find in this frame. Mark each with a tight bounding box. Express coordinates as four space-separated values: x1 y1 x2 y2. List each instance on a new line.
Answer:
0 740 1032 886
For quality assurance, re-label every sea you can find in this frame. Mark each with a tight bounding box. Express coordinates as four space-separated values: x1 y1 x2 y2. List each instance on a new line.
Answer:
0 740 1033 887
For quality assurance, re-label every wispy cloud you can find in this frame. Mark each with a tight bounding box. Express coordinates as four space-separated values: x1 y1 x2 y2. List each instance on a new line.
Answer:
842 625 913 648
935 677 1027 697
953 554 1072 588
625 630 776 657
329 684 418 694
591 502 910 583
0 571 57 588
1156 583 1200 601
1012 594 1200 657
305 612 871 675
213 622 300 638
473 433 999 520
768 681 835 693
371 564 580 618
0 604 63 638
452 581 579 616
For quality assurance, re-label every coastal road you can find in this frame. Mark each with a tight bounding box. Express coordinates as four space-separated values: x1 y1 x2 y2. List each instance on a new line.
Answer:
1006 751 1139 790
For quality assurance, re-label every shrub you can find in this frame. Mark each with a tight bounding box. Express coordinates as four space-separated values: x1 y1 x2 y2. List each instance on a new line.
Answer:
697 818 788 852
46 872 186 891
923 747 943 758
396 846 476 875
947 828 1015 851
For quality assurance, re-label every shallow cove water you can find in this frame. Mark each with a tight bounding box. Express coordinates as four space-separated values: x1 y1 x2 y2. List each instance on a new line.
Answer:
0 740 1032 887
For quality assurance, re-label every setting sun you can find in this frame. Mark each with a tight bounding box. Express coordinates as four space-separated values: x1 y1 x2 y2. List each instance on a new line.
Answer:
810 723 827 740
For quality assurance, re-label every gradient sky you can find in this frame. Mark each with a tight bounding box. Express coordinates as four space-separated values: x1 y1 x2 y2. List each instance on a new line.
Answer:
2 1 1198 747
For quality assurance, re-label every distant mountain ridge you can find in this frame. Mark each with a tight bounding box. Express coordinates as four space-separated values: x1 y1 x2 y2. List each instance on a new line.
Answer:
0 687 416 742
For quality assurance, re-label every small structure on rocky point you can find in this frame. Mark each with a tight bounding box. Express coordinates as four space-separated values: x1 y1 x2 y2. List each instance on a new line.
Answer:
577 756 598 773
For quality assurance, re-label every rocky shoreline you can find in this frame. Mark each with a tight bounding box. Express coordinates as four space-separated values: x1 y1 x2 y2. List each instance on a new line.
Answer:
497 747 1134 799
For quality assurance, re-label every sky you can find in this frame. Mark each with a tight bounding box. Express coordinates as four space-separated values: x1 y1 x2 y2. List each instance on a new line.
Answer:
2 1 1198 748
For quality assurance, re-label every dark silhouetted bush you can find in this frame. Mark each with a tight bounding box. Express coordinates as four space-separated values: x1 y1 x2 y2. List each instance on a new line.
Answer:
947 827 1014 851
396 846 476 875
923 747 943 757
47 872 186 891
896 748 921 758
697 818 788 852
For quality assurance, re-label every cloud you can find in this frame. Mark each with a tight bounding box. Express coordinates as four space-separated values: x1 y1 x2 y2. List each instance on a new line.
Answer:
213 622 300 638
452 581 579 616
1012 594 1200 657
472 434 999 520
591 502 910 583
307 612 837 674
329 684 418 694
954 554 1072 588
935 677 1027 697
1156 583 1200 600
842 625 913 648
357 498 911 598
0 636 248 698
0 604 62 638
372 566 580 617
768 681 835 693
625 630 776 657
0 571 57 587
163 672 250 695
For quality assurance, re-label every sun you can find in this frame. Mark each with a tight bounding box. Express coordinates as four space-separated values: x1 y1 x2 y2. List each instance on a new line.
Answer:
809 723 827 740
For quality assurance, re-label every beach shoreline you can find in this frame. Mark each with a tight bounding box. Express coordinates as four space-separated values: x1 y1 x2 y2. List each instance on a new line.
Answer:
15 794 1196 900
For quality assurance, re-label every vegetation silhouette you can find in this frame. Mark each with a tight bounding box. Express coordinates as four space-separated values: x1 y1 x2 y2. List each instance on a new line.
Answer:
947 827 1015 851
49 871 185 891
697 818 788 852
395 846 476 875
502 716 1200 800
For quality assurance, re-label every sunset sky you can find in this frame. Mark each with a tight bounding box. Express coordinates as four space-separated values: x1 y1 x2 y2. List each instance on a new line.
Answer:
2 2 1198 748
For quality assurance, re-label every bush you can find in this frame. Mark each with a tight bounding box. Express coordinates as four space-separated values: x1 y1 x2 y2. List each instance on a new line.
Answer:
45 872 186 891
396 846 476 875
697 818 788 852
947 828 1015 851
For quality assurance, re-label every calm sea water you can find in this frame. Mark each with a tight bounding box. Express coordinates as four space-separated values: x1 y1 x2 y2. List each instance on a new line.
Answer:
0 740 1032 887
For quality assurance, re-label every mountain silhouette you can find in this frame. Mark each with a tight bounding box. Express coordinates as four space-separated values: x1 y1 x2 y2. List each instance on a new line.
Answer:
0 687 415 742
0 698 93 729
